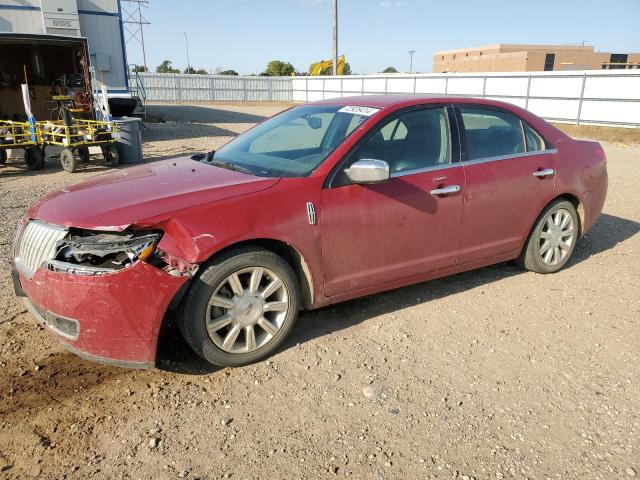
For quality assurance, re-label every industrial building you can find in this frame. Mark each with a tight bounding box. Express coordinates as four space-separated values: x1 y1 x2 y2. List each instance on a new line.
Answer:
0 0 138 115
433 44 640 73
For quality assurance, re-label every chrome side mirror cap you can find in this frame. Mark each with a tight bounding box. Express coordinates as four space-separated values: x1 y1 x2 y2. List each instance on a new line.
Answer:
344 159 390 184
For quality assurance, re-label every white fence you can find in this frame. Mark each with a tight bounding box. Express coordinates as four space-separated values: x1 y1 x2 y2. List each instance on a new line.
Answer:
292 71 640 127
134 73 293 102
132 71 640 127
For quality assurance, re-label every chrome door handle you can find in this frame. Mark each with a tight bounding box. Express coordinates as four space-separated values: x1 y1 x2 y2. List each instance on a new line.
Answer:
532 168 554 177
430 185 461 195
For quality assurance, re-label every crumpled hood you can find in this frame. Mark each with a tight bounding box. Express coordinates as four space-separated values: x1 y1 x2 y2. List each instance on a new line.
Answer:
27 156 279 230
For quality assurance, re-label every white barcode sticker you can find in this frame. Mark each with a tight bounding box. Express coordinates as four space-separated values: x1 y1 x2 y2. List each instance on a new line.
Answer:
338 106 380 117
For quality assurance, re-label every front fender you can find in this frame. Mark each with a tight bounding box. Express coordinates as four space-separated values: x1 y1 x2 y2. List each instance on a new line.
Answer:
134 177 327 307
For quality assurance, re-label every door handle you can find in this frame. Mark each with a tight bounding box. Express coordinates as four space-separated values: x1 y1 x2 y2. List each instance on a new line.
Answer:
430 185 461 196
532 168 554 178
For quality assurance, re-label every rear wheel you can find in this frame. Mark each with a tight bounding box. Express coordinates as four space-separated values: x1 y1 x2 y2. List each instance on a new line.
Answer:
24 147 45 171
102 144 119 167
59 148 77 173
0 149 6 165
518 199 579 273
178 246 300 367
78 146 90 163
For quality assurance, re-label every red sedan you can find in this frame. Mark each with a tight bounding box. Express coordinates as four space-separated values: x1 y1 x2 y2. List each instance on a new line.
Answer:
12 95 608 368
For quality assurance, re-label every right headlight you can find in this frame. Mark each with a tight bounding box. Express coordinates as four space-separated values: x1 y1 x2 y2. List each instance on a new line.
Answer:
52 230 162 274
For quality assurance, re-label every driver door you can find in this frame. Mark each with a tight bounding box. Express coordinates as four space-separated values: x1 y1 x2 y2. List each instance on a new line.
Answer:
319 106 465 297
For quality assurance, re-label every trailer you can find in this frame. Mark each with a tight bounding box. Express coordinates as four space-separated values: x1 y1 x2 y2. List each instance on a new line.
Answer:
0 0 142 116
0 120 44 169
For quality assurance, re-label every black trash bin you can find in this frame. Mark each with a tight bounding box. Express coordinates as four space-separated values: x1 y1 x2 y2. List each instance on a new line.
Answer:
113 117 143 164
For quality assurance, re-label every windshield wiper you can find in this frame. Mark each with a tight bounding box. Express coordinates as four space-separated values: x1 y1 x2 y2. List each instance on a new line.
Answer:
208 157 254 175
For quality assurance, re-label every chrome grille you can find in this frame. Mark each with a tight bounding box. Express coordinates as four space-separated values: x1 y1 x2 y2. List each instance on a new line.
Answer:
15 221 68 278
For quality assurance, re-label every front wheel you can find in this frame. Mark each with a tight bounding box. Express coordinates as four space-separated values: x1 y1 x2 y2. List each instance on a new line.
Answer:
518 199 579 273
59 148 77 173
178 246 300 367
24 147 45 170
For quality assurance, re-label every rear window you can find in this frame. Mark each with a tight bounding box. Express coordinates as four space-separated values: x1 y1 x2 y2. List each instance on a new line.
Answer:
460 107 525 160
524 123 546 152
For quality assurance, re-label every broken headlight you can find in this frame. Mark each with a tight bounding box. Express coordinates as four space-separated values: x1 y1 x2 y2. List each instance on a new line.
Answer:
52 230 161 274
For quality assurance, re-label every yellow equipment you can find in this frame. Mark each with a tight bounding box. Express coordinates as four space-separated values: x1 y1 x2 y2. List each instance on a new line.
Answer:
0 120 45 170
38 118 119 173
309 55 347 76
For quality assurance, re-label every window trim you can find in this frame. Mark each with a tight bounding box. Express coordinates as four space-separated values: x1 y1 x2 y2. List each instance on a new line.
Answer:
453 104 554 166
460 148 558 167
324 104 460 189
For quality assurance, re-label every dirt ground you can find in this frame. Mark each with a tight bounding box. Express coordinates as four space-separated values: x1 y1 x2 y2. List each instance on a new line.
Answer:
0 104 638 480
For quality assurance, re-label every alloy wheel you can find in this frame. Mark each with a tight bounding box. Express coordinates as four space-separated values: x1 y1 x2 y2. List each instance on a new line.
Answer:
206 267 289 353
538 208 575 266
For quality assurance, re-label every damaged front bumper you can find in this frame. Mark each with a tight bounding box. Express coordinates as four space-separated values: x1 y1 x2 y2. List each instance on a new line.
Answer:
16 261 188 368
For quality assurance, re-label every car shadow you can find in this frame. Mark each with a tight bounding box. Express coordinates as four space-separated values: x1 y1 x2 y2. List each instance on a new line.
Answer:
570 212 639 264
156 213 638 375
156 315 222 375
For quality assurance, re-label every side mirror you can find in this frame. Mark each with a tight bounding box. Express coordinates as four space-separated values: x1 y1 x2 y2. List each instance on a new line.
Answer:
305 115 323 129
344 159 390 184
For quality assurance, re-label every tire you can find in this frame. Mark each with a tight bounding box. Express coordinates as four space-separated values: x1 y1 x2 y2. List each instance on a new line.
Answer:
517 199 579 274
78 146 90 163
178 245 300 367
0 149 6 165
59 148 77 173
102 144 119 167
24 147 45 171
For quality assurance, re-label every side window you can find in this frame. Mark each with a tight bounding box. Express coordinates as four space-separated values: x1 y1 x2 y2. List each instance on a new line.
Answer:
379 119 408 141
460 107 525 160
352 107 451 175
523 123 546 152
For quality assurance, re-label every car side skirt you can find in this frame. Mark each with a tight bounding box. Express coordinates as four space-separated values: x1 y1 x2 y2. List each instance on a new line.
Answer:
325 249 521 306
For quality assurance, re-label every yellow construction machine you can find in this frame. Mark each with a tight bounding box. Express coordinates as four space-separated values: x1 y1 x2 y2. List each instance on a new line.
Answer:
309 55 347 76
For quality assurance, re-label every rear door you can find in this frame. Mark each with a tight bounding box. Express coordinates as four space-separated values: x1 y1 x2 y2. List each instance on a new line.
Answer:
456 106 557 264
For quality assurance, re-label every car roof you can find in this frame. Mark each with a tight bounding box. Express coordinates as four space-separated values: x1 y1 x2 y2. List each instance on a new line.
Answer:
309 94 515 110
306 93 567 144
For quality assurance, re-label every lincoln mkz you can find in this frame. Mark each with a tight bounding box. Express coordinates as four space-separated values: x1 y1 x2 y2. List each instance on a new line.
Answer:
12 95 608 367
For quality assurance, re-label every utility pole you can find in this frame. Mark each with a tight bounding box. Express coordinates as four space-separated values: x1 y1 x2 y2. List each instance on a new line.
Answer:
183 32 191 73
122 0 150 71
408 50 415 73
332 0 338 75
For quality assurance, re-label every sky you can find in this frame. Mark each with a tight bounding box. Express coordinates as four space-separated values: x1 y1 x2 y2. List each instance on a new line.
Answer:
123 0 640 75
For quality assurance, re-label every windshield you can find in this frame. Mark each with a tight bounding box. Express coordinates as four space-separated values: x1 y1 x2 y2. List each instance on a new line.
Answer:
211 105 376 177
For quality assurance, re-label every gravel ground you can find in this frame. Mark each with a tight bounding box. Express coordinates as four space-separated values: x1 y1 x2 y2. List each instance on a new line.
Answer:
0 104 638 480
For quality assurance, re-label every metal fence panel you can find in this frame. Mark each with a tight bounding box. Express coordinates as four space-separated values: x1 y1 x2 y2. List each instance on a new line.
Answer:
132 71 640 127
135 73 293 102
290 71 640 127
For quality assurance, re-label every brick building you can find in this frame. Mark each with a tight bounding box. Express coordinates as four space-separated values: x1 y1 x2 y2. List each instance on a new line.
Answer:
433 44 640 73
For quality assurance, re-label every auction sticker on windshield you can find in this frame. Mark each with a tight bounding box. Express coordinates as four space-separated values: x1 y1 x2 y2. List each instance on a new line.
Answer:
338 106 380 117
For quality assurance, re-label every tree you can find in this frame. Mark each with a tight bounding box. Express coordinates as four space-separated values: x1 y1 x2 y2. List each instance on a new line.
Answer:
156 60 180 74
184 67 208 74
219 69 239 76
131 64 148 73
262 60 295 76
382 66 398 73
